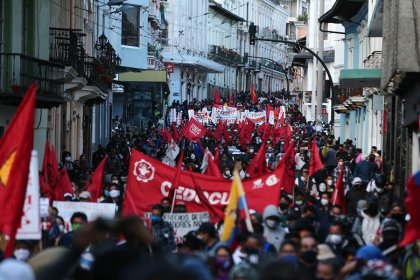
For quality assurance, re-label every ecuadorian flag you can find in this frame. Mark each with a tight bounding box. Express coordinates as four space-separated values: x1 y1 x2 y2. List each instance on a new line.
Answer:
221 170 253 245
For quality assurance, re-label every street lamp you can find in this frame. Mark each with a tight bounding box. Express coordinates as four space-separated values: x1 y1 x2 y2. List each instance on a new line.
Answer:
97 33 108 49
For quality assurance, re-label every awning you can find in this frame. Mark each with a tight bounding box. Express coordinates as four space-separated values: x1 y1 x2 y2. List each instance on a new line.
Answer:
319 0 367 24
162 53 225 73
118 70 167 83
339 69 382 88
368 0 383 37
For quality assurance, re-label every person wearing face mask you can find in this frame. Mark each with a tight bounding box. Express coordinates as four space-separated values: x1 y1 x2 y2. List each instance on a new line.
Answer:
222 167 233 180
101 184 123 216
325 220 359 262
150 204 176 253
210 246 234 280
295 165 310 192
48 215 66 246
345 177 368 219
263 205 286 252
360 198 381 245
315 193 332 241
298 236 318 280
13 240 32 262
377 219 404 267
278 195 291 228
58 211 88 247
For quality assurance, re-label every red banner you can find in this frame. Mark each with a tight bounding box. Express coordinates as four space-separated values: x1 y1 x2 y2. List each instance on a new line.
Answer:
123 150 287 221
181 118 207 141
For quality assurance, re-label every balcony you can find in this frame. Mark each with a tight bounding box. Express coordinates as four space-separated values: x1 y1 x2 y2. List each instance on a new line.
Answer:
333 87 364 113
208 45 241 66
0 53 65 108
148 1 160 29
84 56 113 95
260 58 284 73
363 51 382 69
49 28 86 76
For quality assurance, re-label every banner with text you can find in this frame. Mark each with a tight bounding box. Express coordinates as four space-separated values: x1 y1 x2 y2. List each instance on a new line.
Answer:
144 212 210 244
123 150 290 221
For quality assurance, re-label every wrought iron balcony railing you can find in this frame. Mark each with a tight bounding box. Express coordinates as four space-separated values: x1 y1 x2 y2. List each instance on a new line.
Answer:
208 45 242 66
0 53 64 99
363 51 382 69
49 27 86 75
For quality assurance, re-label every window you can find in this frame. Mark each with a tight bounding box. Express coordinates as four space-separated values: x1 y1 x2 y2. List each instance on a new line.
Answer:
121 7 140 47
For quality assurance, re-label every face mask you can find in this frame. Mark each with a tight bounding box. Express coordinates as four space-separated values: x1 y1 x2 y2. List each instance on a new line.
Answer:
279 202 289 211
104 190 110 197
58 224 65 233
327 179 333 186
249 149 255 153
151 215 162 224
321 199 329 206
265 219 279 229
295 200 303 206
112 180 119 184
301 250 317 264
71 223 81 231
225 171 231 176
109 190 120 198
14 249 31 261
191 154 196 160
300 176 306 181
391 213 405 223
319 183 327 192
376 187 385 193
65 156 72 161
216 259 231 270
328 234 343 245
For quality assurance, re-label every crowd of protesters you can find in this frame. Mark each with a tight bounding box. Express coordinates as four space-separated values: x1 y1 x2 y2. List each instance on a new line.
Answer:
1 91 419 280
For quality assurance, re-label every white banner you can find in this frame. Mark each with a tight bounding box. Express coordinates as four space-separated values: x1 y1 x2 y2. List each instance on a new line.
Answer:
244 111 266 125
17 150 41 240
53 201 116 228
269 111 275 125
144 212 210 244
169 108 177 124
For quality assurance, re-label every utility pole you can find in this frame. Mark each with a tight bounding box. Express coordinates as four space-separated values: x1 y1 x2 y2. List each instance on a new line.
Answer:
311 0 318 122
316 0 325 125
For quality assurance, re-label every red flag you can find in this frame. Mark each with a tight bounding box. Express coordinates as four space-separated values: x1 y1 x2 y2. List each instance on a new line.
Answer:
215 121 223 142
161 128 172 142
171 123 179 142
0 83 36 257
247 142 267 178
40 140 52 197
87 157 107 202
214 88 221 104
262 124 272 141
169 150 184 210
398 172 420 247
49 145 60 197
309 138 324 177
181 118 206 141
56 167 74 201
213 147 220 167
277 142 296 193
251 83 257 103
190 173 224 220
223 122 230 144
332 166 345 213
229 92 234 106
204 152 223 178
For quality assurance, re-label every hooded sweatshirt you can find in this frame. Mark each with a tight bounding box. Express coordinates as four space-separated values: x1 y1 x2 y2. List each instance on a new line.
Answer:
263 205 286 252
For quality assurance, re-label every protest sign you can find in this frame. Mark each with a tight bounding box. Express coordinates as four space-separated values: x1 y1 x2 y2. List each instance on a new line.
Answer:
145 212 210 244
53 201 116 228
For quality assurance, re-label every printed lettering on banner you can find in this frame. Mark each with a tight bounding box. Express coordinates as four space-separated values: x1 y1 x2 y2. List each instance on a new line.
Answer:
17 152 41 239
189 123 202 136
144 212 210 244
53 201 116 229
125 150 285 221
194 112 209 124
246 112 266 125
176 112 182 125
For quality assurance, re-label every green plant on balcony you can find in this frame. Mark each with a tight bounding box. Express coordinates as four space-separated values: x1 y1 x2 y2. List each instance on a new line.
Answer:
297 13 308 23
